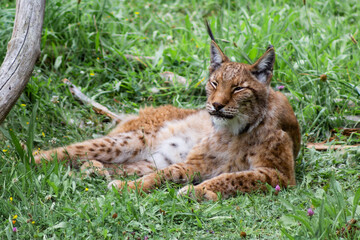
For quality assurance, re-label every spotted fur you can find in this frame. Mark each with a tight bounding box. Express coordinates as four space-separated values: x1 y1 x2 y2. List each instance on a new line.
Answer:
34 106 213 177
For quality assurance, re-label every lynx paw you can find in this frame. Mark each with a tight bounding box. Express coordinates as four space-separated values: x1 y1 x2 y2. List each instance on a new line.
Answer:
178 185 218 201
80 160 110 180
107 180 136 191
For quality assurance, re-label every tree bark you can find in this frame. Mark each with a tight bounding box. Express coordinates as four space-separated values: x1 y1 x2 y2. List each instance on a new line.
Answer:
0 0 46 124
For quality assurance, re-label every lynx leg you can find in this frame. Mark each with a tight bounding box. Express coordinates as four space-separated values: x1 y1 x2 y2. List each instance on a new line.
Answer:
108 162 197 192
178 167 290 201
34 131 148 165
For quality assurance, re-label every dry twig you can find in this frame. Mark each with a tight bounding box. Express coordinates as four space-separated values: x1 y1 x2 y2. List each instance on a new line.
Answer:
63 78 123 122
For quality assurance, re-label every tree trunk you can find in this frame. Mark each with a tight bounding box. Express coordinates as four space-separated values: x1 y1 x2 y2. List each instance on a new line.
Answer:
0 0 46 124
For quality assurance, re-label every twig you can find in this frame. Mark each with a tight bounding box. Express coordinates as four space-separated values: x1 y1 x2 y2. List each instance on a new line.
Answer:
63 78 123 122
306 143 360 151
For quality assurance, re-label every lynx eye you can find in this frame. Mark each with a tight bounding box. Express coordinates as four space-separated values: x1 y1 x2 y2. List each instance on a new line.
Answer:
210 81 218 89
233 86 244 93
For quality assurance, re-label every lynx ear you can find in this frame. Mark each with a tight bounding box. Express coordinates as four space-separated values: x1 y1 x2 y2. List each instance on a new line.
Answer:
251 45 275 84
205 20 229 73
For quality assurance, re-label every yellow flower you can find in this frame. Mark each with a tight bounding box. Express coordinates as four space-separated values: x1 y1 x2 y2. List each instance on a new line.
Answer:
90 73 95 76
125 18 128 21
26 122 29 125
32 221 35 224
12 220 16 224
97 57 100 60
135 12 139 15
42 132 45 137
85 188 89 192
13 215 18 219
10 197 13 202
2 149 7 152
21 104 26 107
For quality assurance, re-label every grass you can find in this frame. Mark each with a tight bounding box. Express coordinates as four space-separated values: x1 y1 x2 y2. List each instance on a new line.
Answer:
0 0 360 238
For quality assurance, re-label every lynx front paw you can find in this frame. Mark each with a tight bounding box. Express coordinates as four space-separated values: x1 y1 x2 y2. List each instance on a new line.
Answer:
81 160 110 180
178 185 218 201
107 180 137 191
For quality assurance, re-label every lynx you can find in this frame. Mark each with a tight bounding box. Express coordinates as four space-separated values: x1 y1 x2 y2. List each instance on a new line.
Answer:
35 23 300 200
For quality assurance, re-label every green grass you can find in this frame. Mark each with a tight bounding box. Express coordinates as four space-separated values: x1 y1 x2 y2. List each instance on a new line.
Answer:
0 0 360 238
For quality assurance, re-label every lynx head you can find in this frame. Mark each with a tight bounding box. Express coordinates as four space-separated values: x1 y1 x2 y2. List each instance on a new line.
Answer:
204 21 275 135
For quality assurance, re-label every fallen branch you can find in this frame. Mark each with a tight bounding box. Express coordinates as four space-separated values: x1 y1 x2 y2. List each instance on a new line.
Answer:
306 142 360 151
63 79 123 122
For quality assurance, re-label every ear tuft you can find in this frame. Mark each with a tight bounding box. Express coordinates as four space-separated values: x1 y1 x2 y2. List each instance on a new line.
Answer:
205 19 215 42
251 47 275 84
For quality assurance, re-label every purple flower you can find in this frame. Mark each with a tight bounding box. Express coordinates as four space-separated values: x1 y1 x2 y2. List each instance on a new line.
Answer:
307 208 314 217
12 227 17 232
276 85 285 90
144 236 149 240
275 185 281 192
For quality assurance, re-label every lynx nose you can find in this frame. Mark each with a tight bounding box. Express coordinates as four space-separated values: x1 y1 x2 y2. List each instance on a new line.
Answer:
212 102 225 111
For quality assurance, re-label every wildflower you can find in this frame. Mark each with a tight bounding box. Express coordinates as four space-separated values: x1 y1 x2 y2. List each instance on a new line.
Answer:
144 236 149 240
276 85 285 90
2 149 7 152
12 220 16 224
275 185 281 192
90 73 95 76
26 122 29 125
85 187 89 192
307 208 314 217
21 104 26 107
51 95 59 103
12 227 17 232
150 87 159 94
135 12 139 14
32 221 35 224
42 132 45 137
13 215 18 219
97 57 100 60
10 197 13 202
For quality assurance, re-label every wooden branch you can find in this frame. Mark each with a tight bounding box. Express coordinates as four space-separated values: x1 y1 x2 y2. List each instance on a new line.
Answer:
306 143 360 151
63 79 123 122
0 0 46 124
